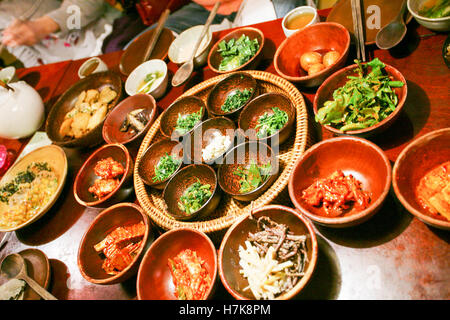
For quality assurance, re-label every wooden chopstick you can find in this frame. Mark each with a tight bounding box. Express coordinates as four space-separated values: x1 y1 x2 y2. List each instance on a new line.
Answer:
142 8 171 63
350 0 366 62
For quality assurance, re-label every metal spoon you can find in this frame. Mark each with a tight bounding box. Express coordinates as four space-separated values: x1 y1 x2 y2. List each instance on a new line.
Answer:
1 253 57 300
172 2 220 87
375 0 408 50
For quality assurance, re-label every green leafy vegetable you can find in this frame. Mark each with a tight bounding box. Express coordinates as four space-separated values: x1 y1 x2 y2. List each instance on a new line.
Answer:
419 0 450 18
315 58 404 132
218 35 260 72
221 88 253 113
152 153 181 182
178 179 212 216
233 161 272 193
175 107 203 135
255 107 289 138
138 71 164 93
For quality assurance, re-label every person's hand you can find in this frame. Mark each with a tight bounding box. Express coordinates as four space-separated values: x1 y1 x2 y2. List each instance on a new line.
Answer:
2 16 59 47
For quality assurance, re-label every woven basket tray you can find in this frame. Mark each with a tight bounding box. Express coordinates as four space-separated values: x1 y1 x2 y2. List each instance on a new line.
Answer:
134 70 309 236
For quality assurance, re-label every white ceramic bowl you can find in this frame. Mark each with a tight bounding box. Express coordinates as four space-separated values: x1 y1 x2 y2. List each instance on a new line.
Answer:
168 25 213 67
78 57 108 79
282 6 319 38
125 59 168 99
407 0 450 32
0 67 18 83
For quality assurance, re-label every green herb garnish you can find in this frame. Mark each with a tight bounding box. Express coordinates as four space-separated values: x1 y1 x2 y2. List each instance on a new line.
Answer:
255 107 289 138
233 161 272 193
218 34 260 72
315 58 404 132
221 88 253 113
138 71 164 93
419 0 450 18
175 107 203 135
177 179 212 216
152 153 181 182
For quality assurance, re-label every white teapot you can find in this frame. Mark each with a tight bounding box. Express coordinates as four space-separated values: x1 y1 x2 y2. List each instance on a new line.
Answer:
0 81 44 139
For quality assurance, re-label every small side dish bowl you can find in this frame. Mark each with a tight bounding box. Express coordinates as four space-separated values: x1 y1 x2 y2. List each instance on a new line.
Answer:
206 72 258 120
238 92 296 146
137 228 217 300
208 27 265 74
218 141 279 202
162 164 221 221
393 128 450 230
74 143 134 208
78 57 108 79
274 22 350 87
288 137 392 228
168 25 213 68
281 5 320 38
313 61 407 138
102 93 157 145
78 202 151 285
218 205 318 300
186 116 236 165
137 138 184 190
407 0 450 32
159 95 207 140
125 59 168 99
0 66 18 83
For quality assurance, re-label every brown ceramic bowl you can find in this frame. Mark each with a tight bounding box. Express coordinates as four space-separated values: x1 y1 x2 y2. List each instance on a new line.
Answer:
74 143 134 208
206 72 258 120
137 138 184 190
207 27 265 74
162 164 221 221
313 61 407 138
218 205 318 300
217 141 279 202
137 228 217 300
274 22 350 87
238 92 296 146
186 116 236 165
393 128 450 230
159 96 207 140
119 27 174 76
77 202 151 285
46 71 123 149
288 137 391 228
102 93 157 145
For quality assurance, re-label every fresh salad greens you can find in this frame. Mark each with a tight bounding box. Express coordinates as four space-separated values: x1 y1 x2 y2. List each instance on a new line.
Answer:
138 71 164 93
175 107 203 135
419 0 450 18
255 107 289 138
221 88 253 113
152 153 181 182
315 58 404 132
233 161 272 194
218 34 260 72
178 179 212 216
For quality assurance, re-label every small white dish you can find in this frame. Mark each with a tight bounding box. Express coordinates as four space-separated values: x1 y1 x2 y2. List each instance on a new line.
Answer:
78 57 108 79
168 25 213 68
0 67 18 83
125 59 168 99
282 6 319 38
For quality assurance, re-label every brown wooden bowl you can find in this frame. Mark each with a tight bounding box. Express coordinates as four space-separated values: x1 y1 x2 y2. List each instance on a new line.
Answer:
313 61 407 138
137 138 184 190
393 128 450 230
217 141 279 202
74 143 134 208
137 228 217 300
206 72 258 120
207 27 265 74
77 202 152 285
119 27 174 76
159 96 206 140
238 92 296 146
45 71 123 149
218 205 318 300
162 164 221 221
102 93 158 145
288 137 391 228
186 116 236 165
274 22 350 87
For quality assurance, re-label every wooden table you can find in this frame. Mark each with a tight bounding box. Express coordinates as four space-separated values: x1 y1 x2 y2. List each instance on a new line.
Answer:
0 12 449 300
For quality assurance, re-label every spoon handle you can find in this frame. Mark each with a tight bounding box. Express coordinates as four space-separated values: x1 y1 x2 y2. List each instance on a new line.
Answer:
396 0 407 21
21 275 58 300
